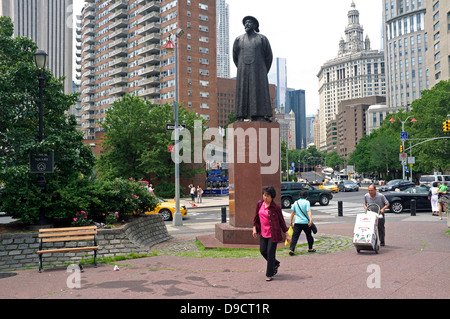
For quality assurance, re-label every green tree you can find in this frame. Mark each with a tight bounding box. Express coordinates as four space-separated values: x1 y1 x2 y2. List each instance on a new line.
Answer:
348 81 450 178
407 80 450 173
97 94 206 195
0 17 96 224
325 151 345 171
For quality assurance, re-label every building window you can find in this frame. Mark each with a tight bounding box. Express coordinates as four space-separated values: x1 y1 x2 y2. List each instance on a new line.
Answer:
433 21 440 31
433 1 439 11
434 51 441 60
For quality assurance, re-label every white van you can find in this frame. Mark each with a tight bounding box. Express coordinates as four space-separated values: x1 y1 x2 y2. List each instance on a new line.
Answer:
419 175 450 186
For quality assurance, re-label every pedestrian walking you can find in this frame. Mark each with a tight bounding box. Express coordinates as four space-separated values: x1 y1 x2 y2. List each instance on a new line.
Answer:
289 190 315 255
196 186 203 203
189 184 196 202
363 184 389 246
437 182 448 220
252 186 291 281
429 182 439 216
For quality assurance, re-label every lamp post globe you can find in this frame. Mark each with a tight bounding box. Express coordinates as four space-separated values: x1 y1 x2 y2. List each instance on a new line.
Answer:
33 50 48 70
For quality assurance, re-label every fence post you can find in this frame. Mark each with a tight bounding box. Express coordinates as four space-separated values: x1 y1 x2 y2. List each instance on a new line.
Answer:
338 201 343 216
410 199 416 216
221 206 227 223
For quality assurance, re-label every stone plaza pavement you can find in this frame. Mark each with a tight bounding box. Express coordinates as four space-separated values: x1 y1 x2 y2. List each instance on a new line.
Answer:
0 196 449 303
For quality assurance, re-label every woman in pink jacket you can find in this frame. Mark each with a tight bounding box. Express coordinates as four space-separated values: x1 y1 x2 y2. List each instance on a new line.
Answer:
253 186 291 281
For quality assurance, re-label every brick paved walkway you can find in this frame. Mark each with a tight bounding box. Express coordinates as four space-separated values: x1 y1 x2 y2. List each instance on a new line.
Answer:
151 233 354 257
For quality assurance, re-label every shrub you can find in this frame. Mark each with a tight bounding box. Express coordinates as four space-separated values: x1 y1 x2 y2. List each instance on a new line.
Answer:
0 171 158 225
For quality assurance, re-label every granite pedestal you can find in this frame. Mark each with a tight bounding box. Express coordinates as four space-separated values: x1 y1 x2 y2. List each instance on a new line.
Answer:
214 121 280 245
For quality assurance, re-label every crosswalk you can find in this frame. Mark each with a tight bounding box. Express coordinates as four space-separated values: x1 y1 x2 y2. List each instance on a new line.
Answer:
282 201 365 218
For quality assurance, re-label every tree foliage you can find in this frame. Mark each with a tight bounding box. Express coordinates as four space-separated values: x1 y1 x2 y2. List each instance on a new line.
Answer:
0 17 96 224
96 94 207 196
349 80 450 178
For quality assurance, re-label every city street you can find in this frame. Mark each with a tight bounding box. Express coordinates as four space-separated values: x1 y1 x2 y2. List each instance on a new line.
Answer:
163 187 437 240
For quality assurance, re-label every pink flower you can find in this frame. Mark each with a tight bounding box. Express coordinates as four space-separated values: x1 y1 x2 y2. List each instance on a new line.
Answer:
73 218 77 221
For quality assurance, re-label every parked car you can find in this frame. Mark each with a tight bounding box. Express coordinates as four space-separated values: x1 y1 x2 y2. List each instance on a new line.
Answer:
319 181 339 193
384 186 431 214
419 174 450 187
379 179 415 192
281 182 333 208
338 180 359 192
144 198 187 221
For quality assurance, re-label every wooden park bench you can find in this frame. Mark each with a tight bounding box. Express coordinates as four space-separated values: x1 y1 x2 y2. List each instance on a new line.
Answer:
37 226 98 272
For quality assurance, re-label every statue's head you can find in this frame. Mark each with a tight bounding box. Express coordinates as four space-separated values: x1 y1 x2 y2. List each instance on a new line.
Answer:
242 16 259 33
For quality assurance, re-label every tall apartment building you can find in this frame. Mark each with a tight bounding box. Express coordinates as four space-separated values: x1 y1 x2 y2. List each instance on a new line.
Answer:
425 0 449 88
286 89 306 149
336 96 386 157
305 114 315 146
77 0 218 154
0 0 73 93
317 1 386 151
382 0 427 108
275 57 288 110
216 0 229 78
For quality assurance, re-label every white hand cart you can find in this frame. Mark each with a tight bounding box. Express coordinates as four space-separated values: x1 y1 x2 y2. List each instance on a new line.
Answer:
353 203 380 254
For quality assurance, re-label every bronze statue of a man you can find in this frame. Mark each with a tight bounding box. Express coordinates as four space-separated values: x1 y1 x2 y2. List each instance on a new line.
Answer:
233 16 273 122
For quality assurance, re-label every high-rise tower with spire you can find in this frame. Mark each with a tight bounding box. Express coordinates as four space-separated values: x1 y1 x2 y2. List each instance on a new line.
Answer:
316 1 386 152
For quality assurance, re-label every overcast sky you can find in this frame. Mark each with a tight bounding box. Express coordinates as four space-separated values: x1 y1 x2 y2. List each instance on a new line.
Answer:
73 0 383 115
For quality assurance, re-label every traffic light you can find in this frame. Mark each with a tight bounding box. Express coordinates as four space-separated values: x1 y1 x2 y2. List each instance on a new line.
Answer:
400 145 403 153
443 120 450 132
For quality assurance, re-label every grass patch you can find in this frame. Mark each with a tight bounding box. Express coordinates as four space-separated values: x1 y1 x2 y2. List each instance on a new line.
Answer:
79 251 158 266
152 239 323 258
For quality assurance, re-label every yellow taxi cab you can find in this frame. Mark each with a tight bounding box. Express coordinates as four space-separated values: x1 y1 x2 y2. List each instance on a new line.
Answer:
319 181 339 193
145 198 187 221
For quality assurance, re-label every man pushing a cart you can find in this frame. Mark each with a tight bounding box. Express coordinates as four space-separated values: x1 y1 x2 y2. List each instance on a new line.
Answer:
363 184 390 246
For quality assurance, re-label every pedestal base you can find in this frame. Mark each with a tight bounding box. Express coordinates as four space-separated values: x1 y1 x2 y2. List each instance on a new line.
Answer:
214 121 281 245
214 223 259 245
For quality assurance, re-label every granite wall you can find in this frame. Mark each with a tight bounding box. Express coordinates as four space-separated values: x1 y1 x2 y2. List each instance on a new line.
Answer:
0 215 171 271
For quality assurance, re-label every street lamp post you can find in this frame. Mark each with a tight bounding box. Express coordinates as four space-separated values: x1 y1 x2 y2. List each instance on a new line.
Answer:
165 29 184 227
33 50 48 224
389 115 417 181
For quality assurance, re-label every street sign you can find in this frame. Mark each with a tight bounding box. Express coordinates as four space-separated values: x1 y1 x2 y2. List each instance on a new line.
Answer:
30 152 54 174
399 153 407 161
401 132 408 140
166 124 186 131
408 157 415 164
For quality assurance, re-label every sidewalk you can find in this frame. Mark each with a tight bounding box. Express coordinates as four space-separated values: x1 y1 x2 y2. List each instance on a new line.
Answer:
0 195 449 301
177 195 230 210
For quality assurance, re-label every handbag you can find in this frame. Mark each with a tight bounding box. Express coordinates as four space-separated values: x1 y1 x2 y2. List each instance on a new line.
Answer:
296 202 317 234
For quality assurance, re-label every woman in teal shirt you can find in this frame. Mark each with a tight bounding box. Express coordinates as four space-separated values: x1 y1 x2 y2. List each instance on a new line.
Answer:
289 190 315 255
